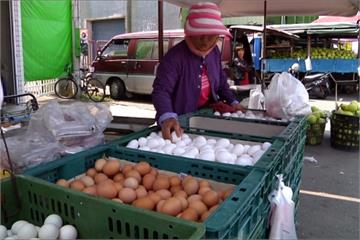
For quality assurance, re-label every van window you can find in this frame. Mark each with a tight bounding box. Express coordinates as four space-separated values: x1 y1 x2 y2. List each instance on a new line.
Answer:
102 39 129 57
135 39 169 60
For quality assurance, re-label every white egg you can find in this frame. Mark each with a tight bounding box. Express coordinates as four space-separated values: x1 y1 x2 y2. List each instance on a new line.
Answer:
147 138 159 149
226 143 234 151
262 142 272 151
236 110 244 115
236 156 253 166
252 150 265 164
230 113 238 118
182 137 192 145
138 137 147 147
214 147 227 154
44 214 63 228
139 146 150 151
157 131 163 138
162 143 176 154
216 138 230 148
185 146 199 156
0 225 7 240
17 223 37 239
7 230 12 237
222 112 231 117
59 225 77 240
214 111 221 116
243 145 250 153
207 139 217 145
194 136 207 146
11 220 28 234
149 132 158 138
198 152 215 161
173 147 185 156
126 139 138 149
164 139 172 145
157 150 165 154
171 131 181 143
176 140 187 148
232 144 244 156
216 151 232 163
182 152 196 158
157 138 166 148
181 134 190 139
248 145 262 156
199 144 212 153
38 224 59 240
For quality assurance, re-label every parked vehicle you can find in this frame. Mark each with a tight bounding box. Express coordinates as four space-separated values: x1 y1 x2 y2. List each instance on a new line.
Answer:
288 62 332 99
91 29 232 100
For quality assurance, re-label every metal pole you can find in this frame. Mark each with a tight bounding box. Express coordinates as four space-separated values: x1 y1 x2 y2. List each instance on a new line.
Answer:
261 0 267 92
158 0 164 61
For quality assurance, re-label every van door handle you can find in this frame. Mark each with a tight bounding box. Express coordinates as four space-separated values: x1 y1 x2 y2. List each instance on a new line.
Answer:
120 61 126 64
135 62 141 69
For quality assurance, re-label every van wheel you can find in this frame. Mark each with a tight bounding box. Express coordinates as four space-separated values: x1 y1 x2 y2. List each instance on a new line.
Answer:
109 78 126 100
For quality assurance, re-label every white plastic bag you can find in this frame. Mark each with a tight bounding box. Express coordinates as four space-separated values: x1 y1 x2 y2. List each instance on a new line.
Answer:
268 175 297 240
265 72 311 119
248 85 265 110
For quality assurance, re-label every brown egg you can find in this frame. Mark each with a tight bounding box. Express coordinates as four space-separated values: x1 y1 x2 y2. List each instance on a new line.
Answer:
70 180 85 191
156 200 165 212
80 176 95 187
123 177 139 189
161 197 182 216
170 176 181 186
83 186 97 196
202 191 219 207
125 170 142 182
217 191 224 200
97 181 118 199
174 190 188 199
155 189 172 200
132 197 155 210
95 159 107 172
170 185 183 194
142 173 156 190
114 182 123 192
209 204 219 213
102 160 121 177
56 179 69 188
134 161 151 175
183 179 199 195
182 175 193 185
187 194 202 203
148 192 162 204
188 201 207 215
199 180 210 188
118 188 137 203
149 168 158 176
152 177 170 191
112 198 124 203
122 165 133 175
135 186 148 198
86 168 98 178
223 187 234 199
175 196 188 210
200 211 211 222
94 173 108 184
113 173 125 182
157 174 169 180
198 187 211 196
180 208 198 221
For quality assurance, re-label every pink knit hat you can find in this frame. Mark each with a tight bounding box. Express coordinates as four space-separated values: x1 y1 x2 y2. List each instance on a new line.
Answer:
185 2 232 38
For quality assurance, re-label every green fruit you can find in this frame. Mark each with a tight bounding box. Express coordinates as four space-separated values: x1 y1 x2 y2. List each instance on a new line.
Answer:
342 111 354 116
319 111 326 118
311 106 320 112
340 103 348 111
318 118 326 124
356 110 360 116
313 112 321 119
307 115 317 124
347 103 358 113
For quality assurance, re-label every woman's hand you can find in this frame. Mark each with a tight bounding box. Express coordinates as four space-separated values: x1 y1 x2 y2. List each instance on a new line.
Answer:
233 103 245 112
161 118 183 140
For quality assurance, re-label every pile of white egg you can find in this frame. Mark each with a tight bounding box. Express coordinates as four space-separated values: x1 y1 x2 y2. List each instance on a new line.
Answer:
214 110 288 122
126 132 272 167
0 214 77 240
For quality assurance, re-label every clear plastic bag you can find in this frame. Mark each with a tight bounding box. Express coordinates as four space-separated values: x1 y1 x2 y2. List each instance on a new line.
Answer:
268 175 297 240
265 72 311 119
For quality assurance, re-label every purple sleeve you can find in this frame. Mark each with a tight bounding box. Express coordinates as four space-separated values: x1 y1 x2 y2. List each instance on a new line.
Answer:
152 53 179 122
158 112 178 126
218 63 237 104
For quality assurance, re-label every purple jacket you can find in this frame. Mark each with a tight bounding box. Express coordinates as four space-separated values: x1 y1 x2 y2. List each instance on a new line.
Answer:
152 40 237 125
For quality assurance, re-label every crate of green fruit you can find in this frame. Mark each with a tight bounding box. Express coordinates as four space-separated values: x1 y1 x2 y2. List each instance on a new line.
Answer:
306 106 328 145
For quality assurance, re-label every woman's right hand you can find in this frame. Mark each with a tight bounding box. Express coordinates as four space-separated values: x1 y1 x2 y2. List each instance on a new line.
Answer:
161 118 183 140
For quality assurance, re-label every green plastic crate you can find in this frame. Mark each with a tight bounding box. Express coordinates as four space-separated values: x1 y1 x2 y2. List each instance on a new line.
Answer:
24 145 269 239
1 175 205 239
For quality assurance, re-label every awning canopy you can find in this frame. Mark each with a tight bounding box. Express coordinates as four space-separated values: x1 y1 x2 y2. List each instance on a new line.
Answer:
163 0 359 17
313 11 360 24
230 25 299 40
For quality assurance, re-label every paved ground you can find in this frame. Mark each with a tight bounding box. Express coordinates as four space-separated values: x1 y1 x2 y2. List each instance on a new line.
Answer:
34 91 360 239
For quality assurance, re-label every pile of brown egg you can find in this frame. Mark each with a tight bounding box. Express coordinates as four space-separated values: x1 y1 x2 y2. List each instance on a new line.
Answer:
56 159 234 222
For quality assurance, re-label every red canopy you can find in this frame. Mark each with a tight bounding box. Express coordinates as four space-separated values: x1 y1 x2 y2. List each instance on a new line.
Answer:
313 11 360 24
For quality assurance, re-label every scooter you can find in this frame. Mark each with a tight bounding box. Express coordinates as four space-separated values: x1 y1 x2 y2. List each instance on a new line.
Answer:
288 63 332 99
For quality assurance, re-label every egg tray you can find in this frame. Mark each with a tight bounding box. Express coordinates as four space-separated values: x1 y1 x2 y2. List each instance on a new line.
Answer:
177 109 307 178
24 144 270 239
1 175 205 239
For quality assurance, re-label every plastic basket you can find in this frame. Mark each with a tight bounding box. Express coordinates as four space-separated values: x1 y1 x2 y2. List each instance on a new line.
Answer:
306 121 327 145
24 145 269 239
1 175 205 239
330 112 360 151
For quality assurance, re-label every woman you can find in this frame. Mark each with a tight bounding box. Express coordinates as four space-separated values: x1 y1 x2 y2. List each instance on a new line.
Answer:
152 2 244 140
232 37 254 85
